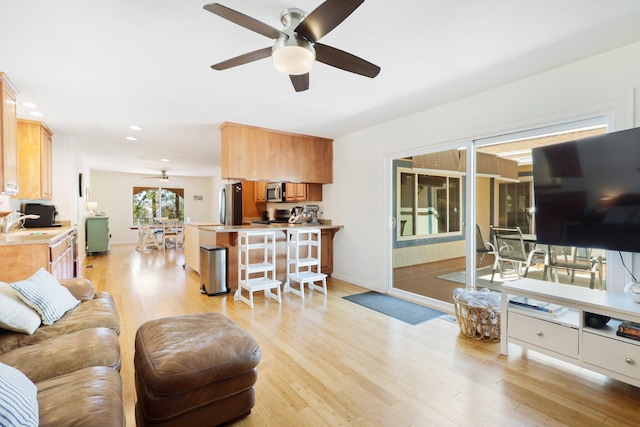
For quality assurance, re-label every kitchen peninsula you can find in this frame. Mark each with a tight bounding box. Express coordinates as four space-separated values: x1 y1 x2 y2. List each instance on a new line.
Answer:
183 223 342 288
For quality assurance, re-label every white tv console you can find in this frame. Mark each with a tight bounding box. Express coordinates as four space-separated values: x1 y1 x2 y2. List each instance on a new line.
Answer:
500 278 640 388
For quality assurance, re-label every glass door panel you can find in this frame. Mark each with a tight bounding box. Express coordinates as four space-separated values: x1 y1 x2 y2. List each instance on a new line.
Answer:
498 182 531 233
399 172 415 236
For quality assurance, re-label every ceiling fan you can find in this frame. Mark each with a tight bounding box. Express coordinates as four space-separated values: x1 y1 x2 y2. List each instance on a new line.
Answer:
203 0 381 92
142 171 178 182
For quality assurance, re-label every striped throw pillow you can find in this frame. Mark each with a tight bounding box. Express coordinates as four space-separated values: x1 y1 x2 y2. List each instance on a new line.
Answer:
11 268 80 326
0 362 38 427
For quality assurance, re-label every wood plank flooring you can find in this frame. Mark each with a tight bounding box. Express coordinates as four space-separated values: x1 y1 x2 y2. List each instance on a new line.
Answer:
83 245 640 426
393 255 599 304
393 255 496 303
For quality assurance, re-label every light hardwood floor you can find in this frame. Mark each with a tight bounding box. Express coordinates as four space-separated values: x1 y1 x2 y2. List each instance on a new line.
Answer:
393 256 483 304
84 245 640 426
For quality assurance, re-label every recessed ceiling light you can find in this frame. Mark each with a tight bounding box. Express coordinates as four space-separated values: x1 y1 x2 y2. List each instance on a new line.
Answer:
126 136 138 141
129 125 142 131
22 102 38 108
29 111 43 117
160 158 170 162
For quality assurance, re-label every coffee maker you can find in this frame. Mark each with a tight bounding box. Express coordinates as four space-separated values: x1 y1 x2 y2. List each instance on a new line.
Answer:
303 205 320 224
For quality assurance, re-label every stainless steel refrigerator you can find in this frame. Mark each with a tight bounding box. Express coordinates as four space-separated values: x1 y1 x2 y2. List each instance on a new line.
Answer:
219 182 242 225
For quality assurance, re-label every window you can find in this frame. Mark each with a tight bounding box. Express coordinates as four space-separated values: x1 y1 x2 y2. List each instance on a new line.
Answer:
133 186 184 226
498 181 533 233
398 168 461 238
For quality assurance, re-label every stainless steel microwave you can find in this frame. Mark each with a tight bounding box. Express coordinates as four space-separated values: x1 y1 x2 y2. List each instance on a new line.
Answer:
265 182 285 202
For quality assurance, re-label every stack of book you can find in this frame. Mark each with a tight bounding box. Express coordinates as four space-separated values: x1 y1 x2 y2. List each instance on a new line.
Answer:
509 296 567 317
616 322 640 341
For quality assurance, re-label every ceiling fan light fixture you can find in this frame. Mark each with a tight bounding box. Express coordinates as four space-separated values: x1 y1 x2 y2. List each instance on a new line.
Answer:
272 37 315 75
158 176 169 183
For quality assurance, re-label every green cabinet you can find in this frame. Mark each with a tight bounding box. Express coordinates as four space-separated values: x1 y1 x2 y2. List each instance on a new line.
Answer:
86 217 109 254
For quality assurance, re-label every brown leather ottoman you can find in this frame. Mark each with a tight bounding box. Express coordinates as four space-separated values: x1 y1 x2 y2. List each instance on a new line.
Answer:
134 313 261 426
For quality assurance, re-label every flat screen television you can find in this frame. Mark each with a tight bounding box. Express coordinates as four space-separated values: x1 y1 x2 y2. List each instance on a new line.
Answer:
532 126 640 253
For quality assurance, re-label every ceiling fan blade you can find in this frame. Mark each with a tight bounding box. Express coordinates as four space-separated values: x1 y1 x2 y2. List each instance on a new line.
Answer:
211 47 273 70
290 74 309 92
315 43 380 78
203 3 285 40
295 0 364 42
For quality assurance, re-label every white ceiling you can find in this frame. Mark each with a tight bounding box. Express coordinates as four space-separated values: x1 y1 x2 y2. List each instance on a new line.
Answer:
2 0 640 178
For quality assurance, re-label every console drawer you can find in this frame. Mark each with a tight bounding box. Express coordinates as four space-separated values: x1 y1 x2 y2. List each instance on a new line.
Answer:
582 332 640 380
508 311 579 358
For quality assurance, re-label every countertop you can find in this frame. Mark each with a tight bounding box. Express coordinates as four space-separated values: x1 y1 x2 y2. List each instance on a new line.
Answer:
0 224 76 246
185 222 342 233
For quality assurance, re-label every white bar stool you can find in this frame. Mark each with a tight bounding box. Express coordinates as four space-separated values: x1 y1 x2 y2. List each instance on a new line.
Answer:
284 228 327 300
235 230 281 309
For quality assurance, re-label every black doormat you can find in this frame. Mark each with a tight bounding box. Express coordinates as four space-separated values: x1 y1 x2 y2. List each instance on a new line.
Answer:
343 291 447 325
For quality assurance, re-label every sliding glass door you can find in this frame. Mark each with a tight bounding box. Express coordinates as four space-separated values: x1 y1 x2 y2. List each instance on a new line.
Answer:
391 148 467 304
390 118 610 305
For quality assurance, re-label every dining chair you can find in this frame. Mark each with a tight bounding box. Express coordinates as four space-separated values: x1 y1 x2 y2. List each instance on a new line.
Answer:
137 222 161 251
490 226 546 283
162 219 182 249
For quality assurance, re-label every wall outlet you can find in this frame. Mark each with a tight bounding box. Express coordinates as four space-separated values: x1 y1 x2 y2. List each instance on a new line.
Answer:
0 195 11 212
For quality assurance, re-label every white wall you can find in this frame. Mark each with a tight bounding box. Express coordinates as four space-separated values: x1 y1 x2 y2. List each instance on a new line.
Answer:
51 135 88 228
327 40 640 294
90 170 218 245
6 134 91 261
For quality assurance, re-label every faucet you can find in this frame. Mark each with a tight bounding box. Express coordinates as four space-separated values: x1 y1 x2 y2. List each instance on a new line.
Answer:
2 212 40 234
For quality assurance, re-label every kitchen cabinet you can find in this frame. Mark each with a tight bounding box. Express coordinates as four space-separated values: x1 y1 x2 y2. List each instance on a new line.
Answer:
321 228 337 276
240 180 260 220
254 181 267 203
285 183 323 202
0 228 77 282
501 278 640 388
184 225 340 288
285 183 306 202
0 73 18 196
50 234 74 279
86 217 110 254
15 119 53 199
220 122 333 184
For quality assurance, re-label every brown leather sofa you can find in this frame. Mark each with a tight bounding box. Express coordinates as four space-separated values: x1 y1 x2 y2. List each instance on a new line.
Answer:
0 277 125 426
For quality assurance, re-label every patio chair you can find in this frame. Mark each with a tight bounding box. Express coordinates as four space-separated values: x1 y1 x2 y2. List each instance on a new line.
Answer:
476 224 495 266
490 226 546 283
546 246 603 289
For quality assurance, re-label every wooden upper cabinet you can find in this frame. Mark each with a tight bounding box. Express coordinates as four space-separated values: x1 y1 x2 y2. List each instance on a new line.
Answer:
305 183 322 201
285 183 322 202
285 182 305 202
15 119 53 200
254 181 267 203
240 180 260 220
0 73 19 196
220 122 333 184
